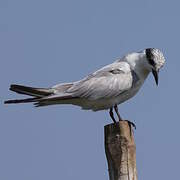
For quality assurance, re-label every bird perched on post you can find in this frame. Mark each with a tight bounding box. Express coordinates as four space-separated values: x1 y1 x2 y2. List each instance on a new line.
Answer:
4 48 165 124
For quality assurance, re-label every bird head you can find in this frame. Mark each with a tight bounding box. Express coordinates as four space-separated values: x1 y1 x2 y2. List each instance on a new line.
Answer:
145 48 165 85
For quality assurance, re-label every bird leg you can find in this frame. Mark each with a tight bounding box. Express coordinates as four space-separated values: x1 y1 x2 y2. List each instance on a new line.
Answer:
114 104 136 129
114 104 122 121
109 107 116 123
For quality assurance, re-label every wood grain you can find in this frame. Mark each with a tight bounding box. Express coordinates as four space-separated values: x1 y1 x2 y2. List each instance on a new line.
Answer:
105 121 137 180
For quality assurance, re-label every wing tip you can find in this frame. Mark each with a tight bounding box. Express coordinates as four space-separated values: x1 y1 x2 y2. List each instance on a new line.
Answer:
4 97 39 104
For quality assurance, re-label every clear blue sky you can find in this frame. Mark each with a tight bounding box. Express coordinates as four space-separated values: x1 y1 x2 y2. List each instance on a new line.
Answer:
1 0 179 179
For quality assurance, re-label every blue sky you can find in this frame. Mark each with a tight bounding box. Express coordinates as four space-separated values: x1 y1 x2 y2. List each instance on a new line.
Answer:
1 0 180 179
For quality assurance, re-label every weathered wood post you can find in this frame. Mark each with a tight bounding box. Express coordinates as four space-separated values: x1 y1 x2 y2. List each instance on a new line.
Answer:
104 121 137 180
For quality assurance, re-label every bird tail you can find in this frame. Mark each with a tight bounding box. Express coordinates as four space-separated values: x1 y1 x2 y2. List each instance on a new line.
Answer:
4 84 76 107
4 84 54 104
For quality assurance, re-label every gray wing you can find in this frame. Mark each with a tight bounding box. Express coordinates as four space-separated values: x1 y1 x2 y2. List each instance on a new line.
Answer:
65 61 134 100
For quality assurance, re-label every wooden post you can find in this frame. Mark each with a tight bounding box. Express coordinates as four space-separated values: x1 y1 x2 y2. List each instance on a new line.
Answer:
104 121 137 180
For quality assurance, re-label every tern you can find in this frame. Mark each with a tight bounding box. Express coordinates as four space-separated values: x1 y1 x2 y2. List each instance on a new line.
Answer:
4 48 165 124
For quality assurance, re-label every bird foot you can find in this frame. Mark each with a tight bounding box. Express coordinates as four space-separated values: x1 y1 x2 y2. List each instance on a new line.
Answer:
124 120 136 130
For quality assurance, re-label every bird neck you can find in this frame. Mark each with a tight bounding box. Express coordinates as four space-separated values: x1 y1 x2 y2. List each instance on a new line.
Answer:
126 52 150 81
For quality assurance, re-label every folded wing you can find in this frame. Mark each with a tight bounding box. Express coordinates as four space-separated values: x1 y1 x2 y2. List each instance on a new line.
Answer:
66 61 133 100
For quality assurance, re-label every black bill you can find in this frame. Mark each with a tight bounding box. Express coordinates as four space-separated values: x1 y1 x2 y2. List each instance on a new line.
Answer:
152 69 159 86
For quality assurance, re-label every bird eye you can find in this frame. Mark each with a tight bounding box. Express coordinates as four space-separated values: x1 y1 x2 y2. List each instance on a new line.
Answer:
148 59 155 66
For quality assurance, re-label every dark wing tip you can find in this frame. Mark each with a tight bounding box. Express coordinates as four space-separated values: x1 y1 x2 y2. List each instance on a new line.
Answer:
4 97 39 104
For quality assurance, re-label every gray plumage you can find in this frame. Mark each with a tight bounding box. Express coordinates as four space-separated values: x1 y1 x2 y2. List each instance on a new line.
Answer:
4 48 165 116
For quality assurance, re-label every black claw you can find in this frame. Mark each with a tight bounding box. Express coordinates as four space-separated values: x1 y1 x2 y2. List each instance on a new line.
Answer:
126 120 136 130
